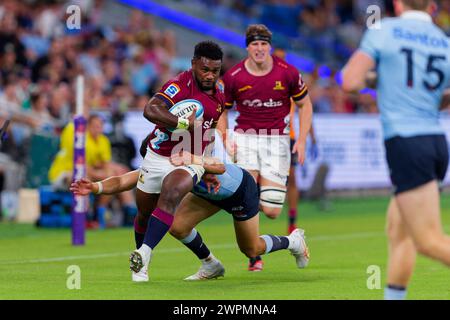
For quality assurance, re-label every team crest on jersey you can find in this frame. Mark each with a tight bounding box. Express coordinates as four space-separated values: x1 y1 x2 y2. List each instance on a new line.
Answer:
164 83 180 98
273 81 285 90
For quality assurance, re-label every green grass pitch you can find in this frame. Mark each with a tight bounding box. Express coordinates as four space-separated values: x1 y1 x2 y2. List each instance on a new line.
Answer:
1 196 449 300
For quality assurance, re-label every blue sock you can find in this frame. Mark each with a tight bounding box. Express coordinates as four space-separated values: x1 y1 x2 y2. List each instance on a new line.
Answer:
143 208 174 250
260 235 290 254
96 206 106 229
384 285 407 300
180 229 211 260
122 205 137 226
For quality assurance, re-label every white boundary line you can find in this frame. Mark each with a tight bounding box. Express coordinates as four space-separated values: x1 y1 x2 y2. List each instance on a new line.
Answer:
0 231 384 266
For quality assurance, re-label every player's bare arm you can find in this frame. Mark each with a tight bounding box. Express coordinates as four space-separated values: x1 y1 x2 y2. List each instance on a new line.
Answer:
342 51 376 93
70 170 139 195
170 151 226 174
293 94 313 165
144 96 197 130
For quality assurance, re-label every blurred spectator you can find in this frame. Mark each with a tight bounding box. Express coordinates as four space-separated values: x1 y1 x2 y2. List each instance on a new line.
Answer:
108 113 136 170
0 75 39 145
0 11 27 66
48 114 137 226
27 91 56 134
436 0 450 35
48 83 72 130
127 45 157 96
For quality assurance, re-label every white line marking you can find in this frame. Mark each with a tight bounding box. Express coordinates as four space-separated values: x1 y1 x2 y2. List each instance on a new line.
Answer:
0 231 384 266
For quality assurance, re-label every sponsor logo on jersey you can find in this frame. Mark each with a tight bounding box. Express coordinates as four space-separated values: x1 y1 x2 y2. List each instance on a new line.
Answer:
231 67 242 76
273 81 285 90
216 80 224 93
238 85 252 92
242 99 283 108
203 118 214 129
277 61 288 69
164 83 180 98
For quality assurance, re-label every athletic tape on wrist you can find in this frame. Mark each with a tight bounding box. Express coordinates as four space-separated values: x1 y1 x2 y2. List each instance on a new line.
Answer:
176 117 189 130
95 182 103 195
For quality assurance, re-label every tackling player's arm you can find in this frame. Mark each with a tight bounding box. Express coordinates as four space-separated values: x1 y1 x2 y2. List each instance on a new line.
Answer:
70 170 139 196
341 51 376 93
170 151 226 174
143 96 197 130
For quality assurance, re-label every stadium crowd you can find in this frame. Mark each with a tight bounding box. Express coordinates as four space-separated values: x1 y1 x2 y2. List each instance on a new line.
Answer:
167 0 449 63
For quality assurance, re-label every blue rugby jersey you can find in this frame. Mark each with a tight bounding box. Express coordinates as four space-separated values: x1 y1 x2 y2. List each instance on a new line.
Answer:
192 164 244 201
359 11 450 139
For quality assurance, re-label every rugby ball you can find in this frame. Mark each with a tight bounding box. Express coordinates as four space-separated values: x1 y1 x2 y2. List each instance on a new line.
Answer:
168 99 204 131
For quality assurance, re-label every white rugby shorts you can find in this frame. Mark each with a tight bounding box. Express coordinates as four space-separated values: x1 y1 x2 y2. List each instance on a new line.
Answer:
137 148 204 193
234 132 290 186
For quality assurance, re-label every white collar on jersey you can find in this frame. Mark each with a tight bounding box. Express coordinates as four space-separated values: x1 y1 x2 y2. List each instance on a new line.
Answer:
400 10 432 22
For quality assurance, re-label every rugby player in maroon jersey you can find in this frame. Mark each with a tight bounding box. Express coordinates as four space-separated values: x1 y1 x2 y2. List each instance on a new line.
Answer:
218 24 313 271
129 41 225 282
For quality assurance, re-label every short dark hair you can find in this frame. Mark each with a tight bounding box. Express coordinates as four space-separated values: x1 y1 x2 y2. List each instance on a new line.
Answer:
193 41 223 61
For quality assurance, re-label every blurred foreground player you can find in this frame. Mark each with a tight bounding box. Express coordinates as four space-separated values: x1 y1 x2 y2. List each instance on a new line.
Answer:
342 0 450 300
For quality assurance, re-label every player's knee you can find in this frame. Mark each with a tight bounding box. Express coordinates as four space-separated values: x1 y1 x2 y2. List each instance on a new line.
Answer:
415 238 440 258
259 186 286 218
261 206 282 219
386 221 402 242
160 185 184 206
168 226 188 240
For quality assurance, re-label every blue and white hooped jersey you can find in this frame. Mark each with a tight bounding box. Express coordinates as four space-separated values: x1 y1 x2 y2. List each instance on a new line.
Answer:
192 164 243 201
359 11 450 139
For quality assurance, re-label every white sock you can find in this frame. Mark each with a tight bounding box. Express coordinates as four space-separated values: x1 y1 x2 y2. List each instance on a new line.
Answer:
140 244 152 258
201 253 217 265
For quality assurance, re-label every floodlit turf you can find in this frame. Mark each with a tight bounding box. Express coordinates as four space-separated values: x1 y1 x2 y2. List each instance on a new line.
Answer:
1 196 450 300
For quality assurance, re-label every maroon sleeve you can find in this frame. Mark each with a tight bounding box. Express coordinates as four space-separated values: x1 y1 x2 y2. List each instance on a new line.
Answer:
154 75 189 108
222 71 235 109
289 68 308 101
